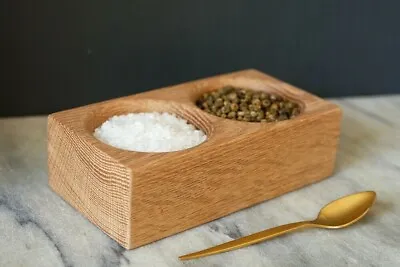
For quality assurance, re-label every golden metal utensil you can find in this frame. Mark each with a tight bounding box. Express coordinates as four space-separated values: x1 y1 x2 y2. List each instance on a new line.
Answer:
179 191 376 260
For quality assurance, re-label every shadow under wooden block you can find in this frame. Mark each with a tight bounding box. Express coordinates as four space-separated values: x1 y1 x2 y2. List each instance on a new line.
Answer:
47 69 342 249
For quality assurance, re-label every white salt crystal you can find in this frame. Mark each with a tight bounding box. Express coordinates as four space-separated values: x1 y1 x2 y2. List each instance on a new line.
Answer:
93 112 207 152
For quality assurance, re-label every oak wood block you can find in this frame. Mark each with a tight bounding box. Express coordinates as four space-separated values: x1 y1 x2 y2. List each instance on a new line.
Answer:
47 69 342 249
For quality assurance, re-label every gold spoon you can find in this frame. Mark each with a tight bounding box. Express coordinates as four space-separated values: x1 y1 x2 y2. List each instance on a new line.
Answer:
179 191 376 261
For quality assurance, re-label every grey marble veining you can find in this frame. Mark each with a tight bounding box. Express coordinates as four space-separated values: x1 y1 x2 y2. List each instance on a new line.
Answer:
1 95 400 267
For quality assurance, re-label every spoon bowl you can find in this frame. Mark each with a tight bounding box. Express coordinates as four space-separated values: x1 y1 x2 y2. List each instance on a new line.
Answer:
314 191 376 228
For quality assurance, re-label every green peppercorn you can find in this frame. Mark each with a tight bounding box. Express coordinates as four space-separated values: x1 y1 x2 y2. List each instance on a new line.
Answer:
227 92 237 101
214 98 223 108
285 101 294 109
262 99 271 108
238 89 246 98
230 103 239 111
252 93 260 100
256 111 265 121
265 112 276 121
252 98 261 106
244 92 252 102
270 103 278 111
268 109 277 117
278 114 288 121
202 93 209 99
240 103 248 111
228 111 236 119
221 106 230 114
211 91 220 98
269 94 282 101
250 111 258 117
278 109 287 115
260 92 268 100
253 104 262 111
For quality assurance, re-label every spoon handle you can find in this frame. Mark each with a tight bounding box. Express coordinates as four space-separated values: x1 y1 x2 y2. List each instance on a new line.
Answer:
179 221 312 260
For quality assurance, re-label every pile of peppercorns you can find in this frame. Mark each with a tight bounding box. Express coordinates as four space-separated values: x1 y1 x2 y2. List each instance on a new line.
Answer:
196 86 300 122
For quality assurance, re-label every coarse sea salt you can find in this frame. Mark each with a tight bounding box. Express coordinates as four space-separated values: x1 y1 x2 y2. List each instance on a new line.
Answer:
94 112 207 152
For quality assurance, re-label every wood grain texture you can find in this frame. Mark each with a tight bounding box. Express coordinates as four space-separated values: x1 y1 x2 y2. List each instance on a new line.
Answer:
47 69 342 249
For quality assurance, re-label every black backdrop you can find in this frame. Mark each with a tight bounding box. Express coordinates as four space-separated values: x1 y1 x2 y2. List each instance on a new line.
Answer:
1 0 400 116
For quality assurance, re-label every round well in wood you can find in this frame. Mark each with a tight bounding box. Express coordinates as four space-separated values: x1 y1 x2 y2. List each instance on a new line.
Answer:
193 86 304 123
83 99 215 152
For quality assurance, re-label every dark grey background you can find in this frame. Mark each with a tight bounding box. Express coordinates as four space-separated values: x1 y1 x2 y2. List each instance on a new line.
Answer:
1 0 400 116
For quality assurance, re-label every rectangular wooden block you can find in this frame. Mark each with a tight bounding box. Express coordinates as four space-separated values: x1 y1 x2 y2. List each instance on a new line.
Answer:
47 69 342 249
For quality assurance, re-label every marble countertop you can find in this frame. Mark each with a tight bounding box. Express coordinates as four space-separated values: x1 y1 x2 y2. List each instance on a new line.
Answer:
1 95 400 267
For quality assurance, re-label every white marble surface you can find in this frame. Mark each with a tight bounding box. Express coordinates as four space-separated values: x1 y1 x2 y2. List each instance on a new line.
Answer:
1 95 400 267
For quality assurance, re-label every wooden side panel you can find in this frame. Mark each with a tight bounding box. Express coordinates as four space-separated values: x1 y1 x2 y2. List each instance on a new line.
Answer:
130 107 342 248
47 115 132 247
